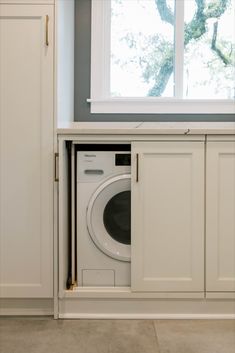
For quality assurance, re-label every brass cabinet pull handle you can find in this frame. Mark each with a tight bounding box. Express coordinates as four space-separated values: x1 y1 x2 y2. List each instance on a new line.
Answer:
54 153 59 182
136 153 139 182
45 15 49 46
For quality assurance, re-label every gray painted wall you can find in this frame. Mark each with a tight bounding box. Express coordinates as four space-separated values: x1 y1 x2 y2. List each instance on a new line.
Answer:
74 0 235 122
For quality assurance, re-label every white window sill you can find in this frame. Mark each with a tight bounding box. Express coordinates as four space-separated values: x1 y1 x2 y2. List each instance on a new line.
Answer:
87 98 235 114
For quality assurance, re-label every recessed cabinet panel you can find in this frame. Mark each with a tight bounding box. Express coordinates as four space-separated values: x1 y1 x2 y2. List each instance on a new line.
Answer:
131 142 204 292
206 142 235 292
0 5 54 297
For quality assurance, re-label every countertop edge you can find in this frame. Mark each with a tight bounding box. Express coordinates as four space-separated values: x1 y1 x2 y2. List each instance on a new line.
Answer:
57 128 235 135
56 122 235 135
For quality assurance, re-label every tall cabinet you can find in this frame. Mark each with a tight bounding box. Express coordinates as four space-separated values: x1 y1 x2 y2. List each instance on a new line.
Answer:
0 3 54 297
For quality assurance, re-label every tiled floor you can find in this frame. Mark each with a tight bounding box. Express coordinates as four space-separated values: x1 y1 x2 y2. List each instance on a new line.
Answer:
0 318 235 353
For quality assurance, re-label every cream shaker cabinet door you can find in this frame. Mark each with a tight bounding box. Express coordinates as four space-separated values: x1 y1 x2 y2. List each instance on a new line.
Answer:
0 5 54 297
206 142 235 292
131 142 205 292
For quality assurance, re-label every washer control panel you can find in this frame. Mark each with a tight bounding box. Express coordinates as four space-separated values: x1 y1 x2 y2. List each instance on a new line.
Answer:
115 153 131 166
77 150 131 182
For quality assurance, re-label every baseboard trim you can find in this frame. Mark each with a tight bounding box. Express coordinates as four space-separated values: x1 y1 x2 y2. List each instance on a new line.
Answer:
0 298 53 316
59 313 235 320
59 297 235 320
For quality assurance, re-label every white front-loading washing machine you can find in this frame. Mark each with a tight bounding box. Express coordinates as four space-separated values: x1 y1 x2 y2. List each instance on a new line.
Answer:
76 145 131 287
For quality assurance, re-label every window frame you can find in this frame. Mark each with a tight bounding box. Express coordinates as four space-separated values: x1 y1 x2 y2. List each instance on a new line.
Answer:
88 0 235 114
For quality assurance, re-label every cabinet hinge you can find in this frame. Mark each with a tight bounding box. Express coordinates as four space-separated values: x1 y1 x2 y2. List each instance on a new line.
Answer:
54 153 59 182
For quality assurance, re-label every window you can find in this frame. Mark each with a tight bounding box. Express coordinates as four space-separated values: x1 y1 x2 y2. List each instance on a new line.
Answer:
88 0 235 114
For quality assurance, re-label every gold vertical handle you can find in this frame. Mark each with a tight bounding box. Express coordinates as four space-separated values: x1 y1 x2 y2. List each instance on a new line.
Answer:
45 15 49 46
136 153 139 182
54 153 59 182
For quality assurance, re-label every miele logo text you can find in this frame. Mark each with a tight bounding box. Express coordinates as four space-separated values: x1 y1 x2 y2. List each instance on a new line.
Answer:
84 154 96 158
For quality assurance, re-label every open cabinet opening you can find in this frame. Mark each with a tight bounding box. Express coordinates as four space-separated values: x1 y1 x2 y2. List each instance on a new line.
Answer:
59 140 132 296
66 141 77 289
58 139 77 296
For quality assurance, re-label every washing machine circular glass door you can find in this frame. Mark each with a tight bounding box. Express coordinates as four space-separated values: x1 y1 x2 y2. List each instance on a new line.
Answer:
86 174 131 262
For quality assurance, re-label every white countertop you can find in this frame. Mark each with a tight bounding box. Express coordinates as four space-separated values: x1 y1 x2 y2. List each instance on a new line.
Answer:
57 121 235 135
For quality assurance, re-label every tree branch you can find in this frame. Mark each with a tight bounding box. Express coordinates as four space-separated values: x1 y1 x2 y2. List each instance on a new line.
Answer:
155 0 174 26
185 0 230 45
184 0 206 45
211 21 231 65
205 0 228 18
148 58 173 96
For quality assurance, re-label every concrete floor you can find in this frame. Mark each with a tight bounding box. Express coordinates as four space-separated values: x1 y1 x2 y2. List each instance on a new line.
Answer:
0 318 235 353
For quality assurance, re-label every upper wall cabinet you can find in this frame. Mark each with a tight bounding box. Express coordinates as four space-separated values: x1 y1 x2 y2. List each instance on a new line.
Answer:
0 4 54 297
131 141 205 292
206 141 235 292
